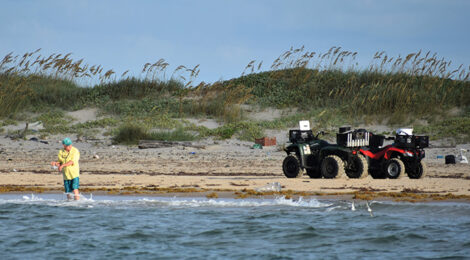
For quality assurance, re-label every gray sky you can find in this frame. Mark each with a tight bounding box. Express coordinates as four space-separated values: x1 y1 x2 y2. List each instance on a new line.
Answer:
1 0 469 83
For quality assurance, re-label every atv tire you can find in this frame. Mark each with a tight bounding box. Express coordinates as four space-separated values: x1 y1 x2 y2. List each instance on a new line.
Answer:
306 168 322 178
283 154 303 178
384 158 405 179
346 155 369 179
321 155 345 179
407 161 427 179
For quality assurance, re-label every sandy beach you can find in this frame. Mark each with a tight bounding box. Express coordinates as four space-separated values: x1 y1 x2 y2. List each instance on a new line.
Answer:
1 134 469 201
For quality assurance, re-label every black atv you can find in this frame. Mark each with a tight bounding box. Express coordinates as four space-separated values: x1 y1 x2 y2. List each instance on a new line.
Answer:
282 128 368 179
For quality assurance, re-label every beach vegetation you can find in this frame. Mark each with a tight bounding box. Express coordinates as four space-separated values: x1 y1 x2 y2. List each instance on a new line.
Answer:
113 124 197 144
148 127 197 142
415 114 470 143
74 118 119 129
1 47 469 143
33 109 72 134
113 124 150 145
0 118 18 127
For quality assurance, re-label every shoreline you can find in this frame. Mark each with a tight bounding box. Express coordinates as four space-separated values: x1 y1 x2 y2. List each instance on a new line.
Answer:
1 136 470 203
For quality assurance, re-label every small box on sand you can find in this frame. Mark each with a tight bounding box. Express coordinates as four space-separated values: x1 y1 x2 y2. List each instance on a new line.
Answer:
255 137 277 146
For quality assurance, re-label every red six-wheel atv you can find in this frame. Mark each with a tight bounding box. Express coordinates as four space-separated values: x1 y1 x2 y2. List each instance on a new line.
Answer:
359 129 428 179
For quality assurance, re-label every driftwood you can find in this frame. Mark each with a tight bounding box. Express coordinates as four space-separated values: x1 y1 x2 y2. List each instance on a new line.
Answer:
428 144 456 148
138 140 205 149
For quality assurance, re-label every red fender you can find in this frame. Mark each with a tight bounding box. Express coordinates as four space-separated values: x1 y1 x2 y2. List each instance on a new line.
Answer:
360 145 407 160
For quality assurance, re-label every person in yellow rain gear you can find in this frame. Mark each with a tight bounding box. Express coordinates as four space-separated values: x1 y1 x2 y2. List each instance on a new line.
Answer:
51 137 80 200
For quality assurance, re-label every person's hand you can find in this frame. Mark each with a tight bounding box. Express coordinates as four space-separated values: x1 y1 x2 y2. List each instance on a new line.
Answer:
51 161 58 166
59 165 64 172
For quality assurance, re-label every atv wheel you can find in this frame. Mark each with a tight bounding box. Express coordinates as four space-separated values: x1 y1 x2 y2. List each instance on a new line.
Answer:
321 155 345 179
306 168 322 178
407 161 427 179
282 155 303 178
346 155 369 179
384 158 405 179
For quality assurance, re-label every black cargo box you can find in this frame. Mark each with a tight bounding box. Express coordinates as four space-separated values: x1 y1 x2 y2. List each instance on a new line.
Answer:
289 130 314 143
395 135 429 149
414 135 429 148
395 135 414 148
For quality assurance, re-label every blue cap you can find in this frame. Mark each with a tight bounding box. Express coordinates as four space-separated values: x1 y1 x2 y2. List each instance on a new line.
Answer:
62 137 72 146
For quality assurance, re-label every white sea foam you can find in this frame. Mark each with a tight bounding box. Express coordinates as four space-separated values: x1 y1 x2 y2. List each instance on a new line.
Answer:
148 196 333 208
0 193 95 208
326 205 343 212
0 194 332 209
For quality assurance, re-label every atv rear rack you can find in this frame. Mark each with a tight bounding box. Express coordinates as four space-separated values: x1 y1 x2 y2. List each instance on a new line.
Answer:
337 129 370 147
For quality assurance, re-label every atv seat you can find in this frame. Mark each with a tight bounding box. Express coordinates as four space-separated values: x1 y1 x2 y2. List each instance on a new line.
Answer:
361 145 388 154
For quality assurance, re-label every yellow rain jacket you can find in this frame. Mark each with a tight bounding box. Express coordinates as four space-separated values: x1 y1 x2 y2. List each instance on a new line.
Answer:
58 146 80 180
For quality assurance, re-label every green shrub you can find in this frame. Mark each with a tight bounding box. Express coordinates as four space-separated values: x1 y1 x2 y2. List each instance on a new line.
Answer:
113 124 150 145
212 125 237 139
113 124 197 144
140 113 181 129
238 123 264 141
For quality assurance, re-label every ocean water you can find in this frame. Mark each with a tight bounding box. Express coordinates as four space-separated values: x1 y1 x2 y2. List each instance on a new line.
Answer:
1 194 469 260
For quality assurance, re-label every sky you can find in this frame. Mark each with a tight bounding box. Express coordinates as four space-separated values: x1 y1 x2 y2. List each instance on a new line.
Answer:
1 0 469 84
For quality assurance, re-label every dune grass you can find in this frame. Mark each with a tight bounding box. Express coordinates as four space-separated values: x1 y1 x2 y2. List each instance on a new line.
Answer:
1 47 469 142
229 65 469 119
